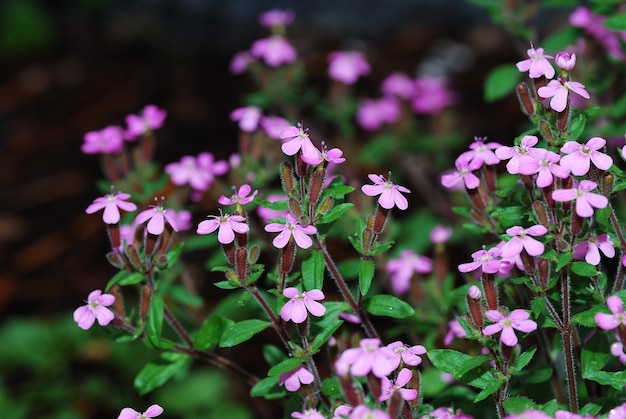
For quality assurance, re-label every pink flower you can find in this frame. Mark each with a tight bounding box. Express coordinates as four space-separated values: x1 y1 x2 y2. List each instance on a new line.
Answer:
441 153 482 190
570 7 626 61
611 342 626 364
300 141 346 166
81 126 124 154
356 97 401 131
458 247 502 274
426 407 474 419
516 45 555 79
462 137 503 167
444 318 467 346
280 124 317 156
551 180 608 218
495 135 542 175
335 338 396 378
500 225 547 258
73 290 115 330
279 365 314 391
379 368 417 402
349 406 390 419
430 225 452 244
327 51 371 85
503 410 551 419
264 213 317 249
250 36 297 67
197 212 249 244
518 148 570 188
291 409 325 419
135 202 180 235
560 137 613 176
380 72 416 99
257 194 289 223
230 106 262 132
383 341 427 370
361 173 410 210
259 9 294 27
260 116 290 139
118 405 163 419
229 51 254 74
86 191 137 224
280 287 326 323
218 184 258 206
386 250 433 294
595 295 626 331
169 209 192 231
537 79 590 112
411 76 456 115
165 152 228 192
332 405 353 419
555 51 576 71
482 309 537 346
125 105 167 140
573 233 615 265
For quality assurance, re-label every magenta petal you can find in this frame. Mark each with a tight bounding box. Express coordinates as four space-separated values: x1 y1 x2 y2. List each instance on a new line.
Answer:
607 296 624 314
590 152 613 171
551 189 577 202
86 199 106 214
217 223 235 244
197 219 219 235
280 300 295 322
95 307 115 326
305 289 324 300
73 306 95 330
144 405 164 417
392 190 409 210
595 312 619 330
585 244 601 265
272 230 291 248
361 184 383 197
485 310 505 322
290 301 308 323
118 408 141 419
482 323 502 336
292 230 313 249
98 294 115 306
500 327 519 346
281 138 302 156
304 299 326 317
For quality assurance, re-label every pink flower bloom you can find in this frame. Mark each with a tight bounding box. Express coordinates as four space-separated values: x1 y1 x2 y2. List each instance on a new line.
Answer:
595 295 626 331
503 410 551 419
518 149 569 188
229 50 254 74
444 318 467 345
611 342 626 364
380 72 416 99
573 233 615 265
386 250 433 294
257 194 289 223
570 7 626 61
264 213 317 249
260 116 290 139
135 202 180 235
458 247 502 274
349 406 390 419
500 225 547 258
259 9 294 27
560 137 613 176
197 152 229 183
197 212 249 244
551 180 608 218
165 152 228 192
280 124 317 156
411 76 456 115
332 405 353 419
118 405 163 419
250 36 297 67
170 209 192 231
427 407 474 419
327 51 371 85
86 191 137 224
461 137 503 167
81 126 124 154
335 338 396 378
301 141 346 166
482 309 537 347
73 290 115 330
280 287 326 323
537 79 590 112
379 368 417 402
291 409 325 419
555 51 576 71
230 106 262 133
125 105 167 140
441 153 482 190
356 97 401 131
495 135 542 175
279 365 314 391
383 341 427 370
516 45 555 79
430 225 452 244
361 173 410 210
218 184 258 206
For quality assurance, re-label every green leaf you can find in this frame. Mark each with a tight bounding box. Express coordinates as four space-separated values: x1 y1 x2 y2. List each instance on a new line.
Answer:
250 375 281 398
571 306 604 327
571 261 599 277
311 319 344 352
302 251 325 291
427 349 473 375
569 114 586 141
134 352 189 395
268 357 305 376
165 242 184 268
584 370 626 389
581 333 611 376
322 184 354 200
531 297 546 317
474 376 505 402
365 294 415 318
146 293 164 347
118 272 146 287
512 346 536 373
484 64 520 102
503 397 538 414
219 319 272 347
255 198 288 211
358 259 375 296
604 14 626 31
320 376 341 398
555 252 572 271
369 241 394 256
317 203 353 224
195 315 233 350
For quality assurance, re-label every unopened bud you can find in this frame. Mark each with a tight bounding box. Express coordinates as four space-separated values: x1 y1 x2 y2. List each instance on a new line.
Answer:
140 284 152 320
222 241 236 265
296 152 307 178
532 200 550 228
316 196 334 217
466 285 484 328
126 244 144 271
571 211 583 237
481 273 499 311
289 198 303 220
248 245 260 264
516 82 535 116
106 250 126 269
533 76 547 99
308 166 326 206
557 102 570 132
281 239 296 274
110 285 125 325
107 224 121 249
235 247 248 281
373 206 389 234
538 258 550 289
280 162 298 197
539 120 554 144
467 186 487 212
520 249 535 276
155 254 168 269
225 269 241 285
603 172 614 197
501 340 513 363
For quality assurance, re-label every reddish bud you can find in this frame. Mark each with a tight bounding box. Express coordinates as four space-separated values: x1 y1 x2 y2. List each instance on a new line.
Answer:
481 273 499 311
308 166 326 206
516 82 535 116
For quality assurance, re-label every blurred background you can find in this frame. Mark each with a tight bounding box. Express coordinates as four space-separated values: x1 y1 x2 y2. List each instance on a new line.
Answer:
0 0 572 417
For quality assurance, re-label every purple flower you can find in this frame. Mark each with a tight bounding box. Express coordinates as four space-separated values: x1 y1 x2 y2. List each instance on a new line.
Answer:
259 9 294 27
427 407 475 419
197 212 249 244
229 51 254 74
458 247 502 274
301 141 346 166
560 137 613 176
383 341 427 370
230 106 262 133
518 148 570 188
279 365 314 391
332 405 353 419
430 225 452 244
380 72 416 99
516 45 555 79
349 406 390 419
356 97 401 131
327 51 371 85
462 136 503 167
538 79 590 112
385 250 433 295
86 191 137 224
411 76 456 115
165 152 228 192
118 404 163 419
218 184 258 206
81 126 125 154
444 318 468 346
361 173 410 210
482 309 537 346
291 409 325 419
250 35 297 67
595 296 626 331
125 105 167 140
260 116 290 139
257 194 289 223
135 202 180 235
555 51 576 71
495 135 542 175
280 124 317 156
441 153 482 190
73 290 115 330
551 180 608 218
570 7 626 61
379 368 417 402
264 213 317 249
280 287 326 323
573 233 615 265
335 338 396 378
500 225 547 258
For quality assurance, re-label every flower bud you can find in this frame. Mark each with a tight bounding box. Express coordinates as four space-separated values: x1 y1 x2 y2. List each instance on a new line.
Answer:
155 254 169 269
280 162 298 197
466 285 484 328
373 206 389 234
126 244 145 271
248 245 261 264
603 172 614 197
481 272 499 311
538 258 550 289
281 239 296 274
107 224 121 249
140 284 152 320
532 200 550 228
516 82 535 116
316 196 334 217
106 250 127 269
235 247 248 281
539 120 554 144
555 51 576 71
289 198 303 220
308 166 326 206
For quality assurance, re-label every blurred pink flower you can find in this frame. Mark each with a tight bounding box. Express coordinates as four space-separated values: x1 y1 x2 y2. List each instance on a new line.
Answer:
125 105 167 140
118 404 163 419
411 76 456 115
356 97 401 131
430 225 452 244
380 72 416 99
386 250 432 294
250 36 297 67
81 126 125 154
335 338 396 378
261 116 290 139
218 184 258 206
595 296 626 331
230 106 262 132
259 9 294 27
279 365 314 391
327 51 370 84
229 50 254 74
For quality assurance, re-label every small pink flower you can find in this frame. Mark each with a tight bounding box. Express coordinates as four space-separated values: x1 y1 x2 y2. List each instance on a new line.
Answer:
555 51 576 71
551 180 608 218
335 338 396 378
560 137 613 176
361 173 410 210
327 51 371 85
73 290 115 330
260 116 290 139
441 153 482 190
383 341 427 370
280 124 317 156
81 126 124 154
380 72 416 99
386 250 433 295
573 233 615 265
595 296 626 331
301 141 346 166
250 36 297 67
332 405 353 419
379 368 417 402
518 148 569 188
537 79 590 112
611 342 626 364
135 202 180 235
291 409 325 419
280 287 326 324
197 211 249 244
356 97 401 131
86 191 137 224
264 213 317 249
482 309 537 347
411 76 456 115
118 405 163 419
458 247 502 274
279 365 314 391
125 105 167 140
229 50 254 74
259 9 294 27
230 106 262 133
495 135 542 175
444 318 468 346
462 136 503 167
500 225 547 258
218 184 258 206
165 152 228 192
430 225 452 244
169 209 192 231
426 407 474 419
349 406 390 419
516 45 555 79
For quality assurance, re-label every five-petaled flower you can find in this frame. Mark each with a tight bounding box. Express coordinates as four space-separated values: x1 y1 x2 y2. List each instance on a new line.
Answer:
135 201 180 235
334 338 396 378
500 225 548 259
86 191 137 224
551 180 608 218
218 184 258 206
495 135 542 175
441 153 482 190
537 79 590 112
573 233 615 266
117 404 164 419
382 341 427 370
197 211 249 244
595 296 626 331
125 105 167 140
379 368 418 402
516 45 555 79
482 309 537 347
279 365 315 391
559 137 613 176
280 287 326 324
385 250 433 295
264 213 317 249
73 289 116 330
280 124 317 156
361 173 410 210
458 247 502 274
250 35 297 67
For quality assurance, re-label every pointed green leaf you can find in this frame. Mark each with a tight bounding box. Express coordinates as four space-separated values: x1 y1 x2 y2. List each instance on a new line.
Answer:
358 259 375 296
134 352 189 395
195 315 233 350
302 251 325 291
146 293 164 347
219 319 271 347
268 357 305 376
365 294 414 318
484 64 520 102
571 261 599 277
